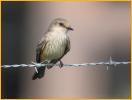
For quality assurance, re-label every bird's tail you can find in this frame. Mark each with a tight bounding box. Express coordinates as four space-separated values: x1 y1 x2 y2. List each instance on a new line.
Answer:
32 67 46 80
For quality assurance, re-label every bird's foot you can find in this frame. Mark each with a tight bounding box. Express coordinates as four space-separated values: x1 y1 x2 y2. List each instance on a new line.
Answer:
41 60 49 64
59 60 64 68
47 65 53 69
41 60 52 69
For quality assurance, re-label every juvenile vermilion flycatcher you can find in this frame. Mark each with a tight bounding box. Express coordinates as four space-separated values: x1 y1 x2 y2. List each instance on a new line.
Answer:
32 18 73 80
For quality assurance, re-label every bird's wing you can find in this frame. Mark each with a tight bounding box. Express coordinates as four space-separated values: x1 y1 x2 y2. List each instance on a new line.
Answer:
36 37 48 63
64 37 70 55
33 36 48 80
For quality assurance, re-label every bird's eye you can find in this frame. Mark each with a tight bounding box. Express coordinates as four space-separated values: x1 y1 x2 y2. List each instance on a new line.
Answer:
59 23 64 26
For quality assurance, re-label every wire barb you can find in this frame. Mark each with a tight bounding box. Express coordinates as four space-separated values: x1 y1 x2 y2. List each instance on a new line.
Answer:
2 57 130 68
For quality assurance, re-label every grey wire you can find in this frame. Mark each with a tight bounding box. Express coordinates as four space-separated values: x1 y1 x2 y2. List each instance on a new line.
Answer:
2 57 130 68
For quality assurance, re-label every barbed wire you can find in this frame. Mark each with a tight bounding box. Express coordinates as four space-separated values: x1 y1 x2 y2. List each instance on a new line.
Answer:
2 57 130 70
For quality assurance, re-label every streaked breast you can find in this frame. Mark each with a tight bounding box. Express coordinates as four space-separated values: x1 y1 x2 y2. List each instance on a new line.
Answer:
41 32 68 60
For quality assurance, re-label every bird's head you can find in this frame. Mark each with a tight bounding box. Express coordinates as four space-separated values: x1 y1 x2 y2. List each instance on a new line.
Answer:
49 18 74 32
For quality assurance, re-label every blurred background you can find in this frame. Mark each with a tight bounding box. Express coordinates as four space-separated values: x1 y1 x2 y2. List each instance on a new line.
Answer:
2 1 130 98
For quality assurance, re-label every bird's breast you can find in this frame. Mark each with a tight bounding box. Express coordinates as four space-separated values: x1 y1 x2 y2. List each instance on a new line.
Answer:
41 32 68 60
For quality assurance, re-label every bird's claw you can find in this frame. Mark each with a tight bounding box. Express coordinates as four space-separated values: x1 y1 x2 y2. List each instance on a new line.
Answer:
59 60 63 68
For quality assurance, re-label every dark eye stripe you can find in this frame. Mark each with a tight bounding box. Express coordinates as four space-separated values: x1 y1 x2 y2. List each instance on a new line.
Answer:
59 23 64 26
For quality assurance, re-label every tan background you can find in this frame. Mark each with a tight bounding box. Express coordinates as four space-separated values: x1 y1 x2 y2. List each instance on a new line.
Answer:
2 2 130 98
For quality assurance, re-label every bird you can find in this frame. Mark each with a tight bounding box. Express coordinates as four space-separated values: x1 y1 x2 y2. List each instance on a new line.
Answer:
32 18 73 80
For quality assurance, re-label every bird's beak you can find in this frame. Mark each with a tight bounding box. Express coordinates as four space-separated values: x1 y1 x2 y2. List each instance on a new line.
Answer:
67 27 74 31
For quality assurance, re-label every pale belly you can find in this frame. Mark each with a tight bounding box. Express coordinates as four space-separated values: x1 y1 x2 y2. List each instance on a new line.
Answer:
41 38 67 61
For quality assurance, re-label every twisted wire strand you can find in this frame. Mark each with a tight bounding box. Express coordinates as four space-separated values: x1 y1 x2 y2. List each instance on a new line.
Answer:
2 57 130 68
